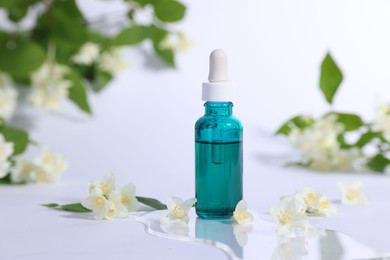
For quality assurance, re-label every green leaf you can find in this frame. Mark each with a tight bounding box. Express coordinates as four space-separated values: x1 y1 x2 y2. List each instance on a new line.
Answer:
367 154 390 173
127 9 135 21
275 115 314 135
66 70 92 114
12 75 30 85
337 134 351 149
52 0 84 20
111 25 149 46
154 0 186 22
0 0 41 22
319 52 343 104
61 203 91 212
149 25 168 43
8 6 28 23
41 203 91 212
149 25 176 66
92 69 113 92
334 113 363 131
42 198 167 213
0 31 8 46
0 126 29 155
87 31 110 50
0 174 27 185
0 38 45 77
154 47 175 67
136 196 167 210
41 203 60 208
32 1 87 64
132 0 156 7
355 131 380 148
0 175 12 184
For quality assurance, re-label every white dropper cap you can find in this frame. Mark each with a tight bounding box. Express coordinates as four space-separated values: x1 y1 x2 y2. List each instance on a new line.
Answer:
202 49 234 101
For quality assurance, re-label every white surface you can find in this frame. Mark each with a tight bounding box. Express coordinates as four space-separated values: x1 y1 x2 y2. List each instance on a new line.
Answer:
0 183 228 260
3 0 390 259
141 210 389 259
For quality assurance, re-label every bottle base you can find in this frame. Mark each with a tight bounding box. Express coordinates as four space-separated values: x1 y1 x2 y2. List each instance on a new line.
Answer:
196 208 234 219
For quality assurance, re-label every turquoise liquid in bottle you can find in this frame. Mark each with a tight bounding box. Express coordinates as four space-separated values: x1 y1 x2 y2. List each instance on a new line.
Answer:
195 102 243 219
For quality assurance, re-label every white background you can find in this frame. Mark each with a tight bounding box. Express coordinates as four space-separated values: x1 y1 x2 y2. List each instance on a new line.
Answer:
3 1 390 259
23 0 390 200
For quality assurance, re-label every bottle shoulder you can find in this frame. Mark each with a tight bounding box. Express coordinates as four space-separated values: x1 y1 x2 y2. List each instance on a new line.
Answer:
195 115 242 129
195 115 243 142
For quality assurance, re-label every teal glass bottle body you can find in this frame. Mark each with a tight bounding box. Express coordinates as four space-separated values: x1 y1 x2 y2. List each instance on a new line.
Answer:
195 102 243 219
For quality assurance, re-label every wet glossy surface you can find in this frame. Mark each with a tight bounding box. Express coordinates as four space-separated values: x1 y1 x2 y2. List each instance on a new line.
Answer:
133 210 390 260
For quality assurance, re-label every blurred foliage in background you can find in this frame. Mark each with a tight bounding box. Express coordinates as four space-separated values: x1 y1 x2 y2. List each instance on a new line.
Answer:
276 53 390 173
0 0 189 184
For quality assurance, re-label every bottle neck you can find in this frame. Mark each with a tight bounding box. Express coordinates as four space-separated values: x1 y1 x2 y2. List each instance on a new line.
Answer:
204 102 233 116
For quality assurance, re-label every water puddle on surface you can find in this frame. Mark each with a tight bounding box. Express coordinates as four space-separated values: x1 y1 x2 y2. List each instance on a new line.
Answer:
130 210 390 260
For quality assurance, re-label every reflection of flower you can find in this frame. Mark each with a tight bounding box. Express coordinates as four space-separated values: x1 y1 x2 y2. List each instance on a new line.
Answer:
160 222 189 236
271 236 309 260
232 200 253 225
233 223 253 247
230 201 253 248
270 197 315 237
99 48 127 73
294 187 337 216
160 196 196 225
30 61 71 111
72 42 100 65
288 115 360 171
0 72 17 121
338 181 368 205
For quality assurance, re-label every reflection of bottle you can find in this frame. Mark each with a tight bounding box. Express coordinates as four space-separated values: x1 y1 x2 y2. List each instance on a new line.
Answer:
195 49 243 219
196 218 243 259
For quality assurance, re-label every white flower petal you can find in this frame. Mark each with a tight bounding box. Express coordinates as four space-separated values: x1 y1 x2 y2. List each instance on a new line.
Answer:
108 191 128 218
232 200 254 225
30 61 71 111
235 200 248 212
98 48 127 73
83 193 116 220
167 196 183 211
89 173 115 196
161 196 195 225
338 181 368 205
72 42 100 65
270 196 313 237
32 148 67 183
182 197 196 211
294 187 337 216
120 184 138 212
11 158 37 183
